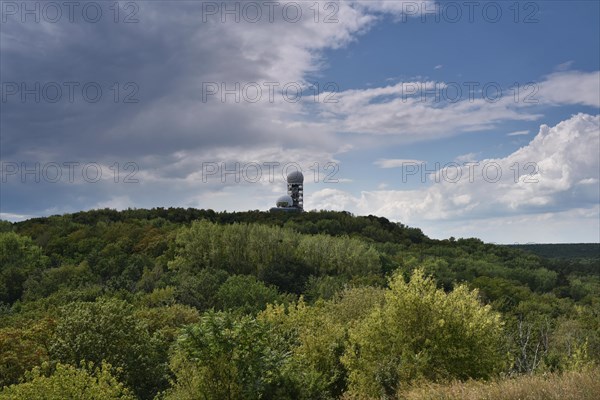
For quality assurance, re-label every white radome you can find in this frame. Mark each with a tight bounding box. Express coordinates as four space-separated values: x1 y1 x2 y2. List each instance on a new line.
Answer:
276 195 294 207
287 170 304 183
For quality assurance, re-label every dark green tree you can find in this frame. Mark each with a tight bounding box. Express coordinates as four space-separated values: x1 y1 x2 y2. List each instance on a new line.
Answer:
49 298 165 399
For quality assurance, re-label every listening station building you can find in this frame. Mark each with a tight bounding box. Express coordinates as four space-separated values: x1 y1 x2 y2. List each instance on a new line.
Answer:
270 171 304 212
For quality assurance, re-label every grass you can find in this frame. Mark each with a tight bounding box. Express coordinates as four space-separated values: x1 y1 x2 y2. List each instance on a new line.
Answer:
400 369 600 400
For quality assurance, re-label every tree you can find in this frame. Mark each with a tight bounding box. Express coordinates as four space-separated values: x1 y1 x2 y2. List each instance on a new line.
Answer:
259 286 385 399
342 269 507 398
0 232 48 304
165 311 292 400
0 318 55 388
260 300 347 399
0 362 134 400
216 274 291 315
174 268 229 311
303 275 347 302
49 298 165 399
22 263 99 301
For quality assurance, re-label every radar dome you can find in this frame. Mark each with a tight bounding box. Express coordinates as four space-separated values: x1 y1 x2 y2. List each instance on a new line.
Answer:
276 195 294 207
287 170 304 183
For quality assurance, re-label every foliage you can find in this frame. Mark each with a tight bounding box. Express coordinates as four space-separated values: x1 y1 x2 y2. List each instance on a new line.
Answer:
304 275 348 302
0 362 134 399
169 219 381 280
259 286 386 399
164 311 292 400
342 269 507 398
216 274 292 315
260 300 347 399
0 318 55 388
0 232 48 304
174 268 229 311
0 208 598 398
49 297 165 399
23 262 99 302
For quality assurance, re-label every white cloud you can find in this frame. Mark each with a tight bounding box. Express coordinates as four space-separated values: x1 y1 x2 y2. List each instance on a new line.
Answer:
420 206 600 244
454 153 480 163
0 213 35 222
434 64 443 69
310 114 600 242
578 178 599 185
507 130 530 136
374 159 425 168
314 70 599 141
2 0 448 177
555 61 574 71
94 196 134 211
537 70 600 107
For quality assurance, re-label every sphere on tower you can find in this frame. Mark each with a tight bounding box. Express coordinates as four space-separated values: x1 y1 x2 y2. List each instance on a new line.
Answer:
287 170 304 184
276 195 294 208
286 170 304 210
269 170 304 213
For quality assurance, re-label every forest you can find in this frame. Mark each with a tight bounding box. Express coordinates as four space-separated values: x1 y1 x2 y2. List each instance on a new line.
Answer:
0 208 599 399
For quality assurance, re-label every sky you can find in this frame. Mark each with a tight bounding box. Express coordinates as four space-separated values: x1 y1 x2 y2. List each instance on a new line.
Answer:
1 0 599 243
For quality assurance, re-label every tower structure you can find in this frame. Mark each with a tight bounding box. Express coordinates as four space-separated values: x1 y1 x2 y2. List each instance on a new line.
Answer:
286 171 304 210
269 170 304 212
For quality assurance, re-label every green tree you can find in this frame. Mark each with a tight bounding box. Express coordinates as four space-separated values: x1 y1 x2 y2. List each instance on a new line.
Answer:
303 275 347 302
0 318 55 388
0 232 48 304
165 311 292 400
342 269 507 398
261 301 346 399
175 268 229 311
216 274 290 315
49 298 165 399
22 262 99 301
0 221 12 233
259 286 385 399
0 362 134 400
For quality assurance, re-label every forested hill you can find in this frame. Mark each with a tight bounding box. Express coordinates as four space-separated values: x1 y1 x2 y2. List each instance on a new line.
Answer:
510 243 600 260
11 207 429 245
1 208 599 399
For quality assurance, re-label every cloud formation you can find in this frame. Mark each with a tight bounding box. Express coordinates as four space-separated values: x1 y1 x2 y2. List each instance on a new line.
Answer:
1 2 598 243
309 114 600 242
316 71 600 139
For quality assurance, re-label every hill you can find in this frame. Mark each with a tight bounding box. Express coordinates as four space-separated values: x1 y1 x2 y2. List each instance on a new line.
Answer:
1 208 598 399
510 243 600 260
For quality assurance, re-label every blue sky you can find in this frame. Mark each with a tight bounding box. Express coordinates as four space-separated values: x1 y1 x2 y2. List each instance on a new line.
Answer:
1 1 599 243
320 0 599 175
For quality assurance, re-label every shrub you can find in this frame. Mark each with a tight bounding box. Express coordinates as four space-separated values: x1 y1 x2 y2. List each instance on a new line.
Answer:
342 269 507 398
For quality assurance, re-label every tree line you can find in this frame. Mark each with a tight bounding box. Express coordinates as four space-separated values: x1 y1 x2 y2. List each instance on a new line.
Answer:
0 208 598 399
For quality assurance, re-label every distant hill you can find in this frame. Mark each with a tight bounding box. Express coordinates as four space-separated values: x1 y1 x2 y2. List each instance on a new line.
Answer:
509 243 600 260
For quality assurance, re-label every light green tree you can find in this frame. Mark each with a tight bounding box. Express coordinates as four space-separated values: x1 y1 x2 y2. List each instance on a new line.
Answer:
342 269 507 398
164 311 292 400
259 286 385 399
0 362 134 400
0 232 48 304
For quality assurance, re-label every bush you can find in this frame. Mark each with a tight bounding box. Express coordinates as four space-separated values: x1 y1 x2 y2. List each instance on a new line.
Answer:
216 274 291 315
0 362 134 400
0 318 55 387
164 311 293 400
0 232 48 304
49 298 165 399
342 269 507 398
